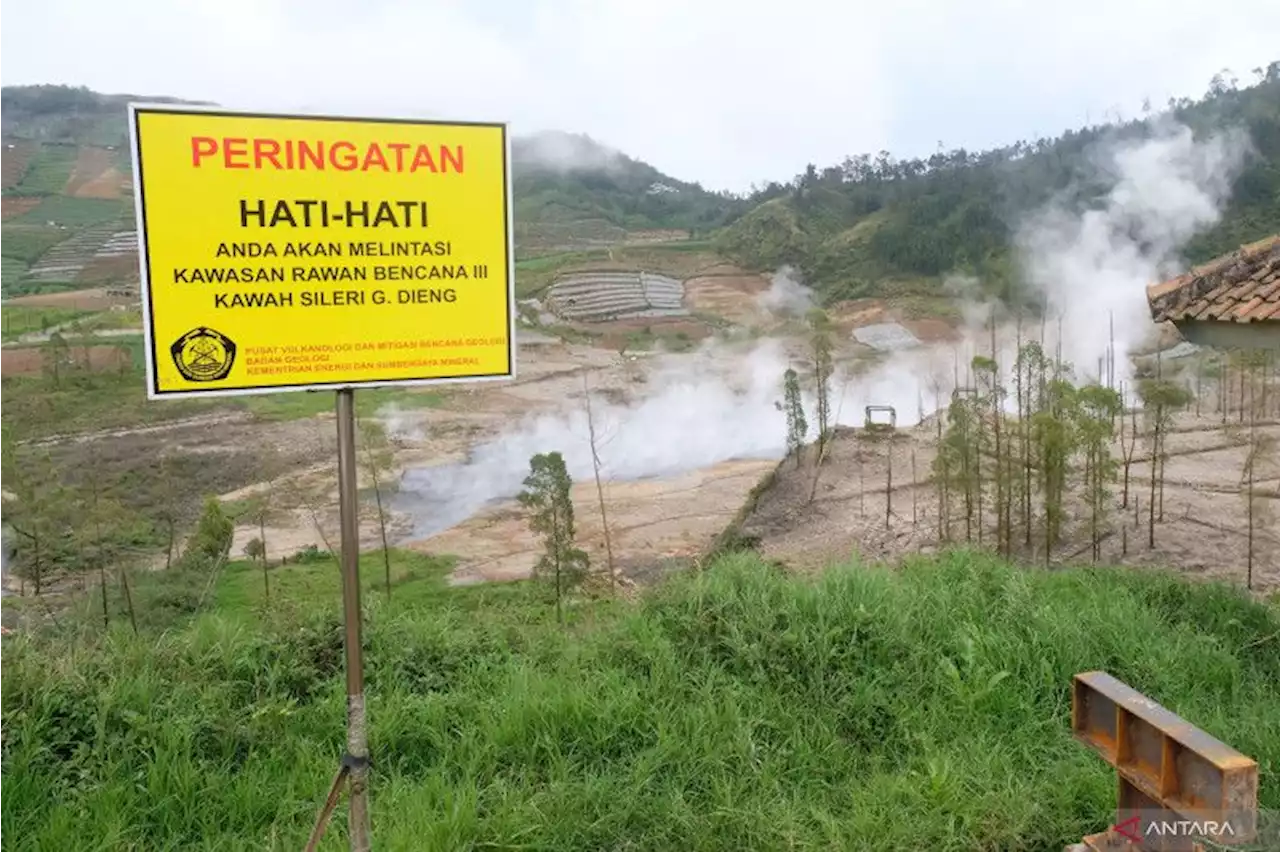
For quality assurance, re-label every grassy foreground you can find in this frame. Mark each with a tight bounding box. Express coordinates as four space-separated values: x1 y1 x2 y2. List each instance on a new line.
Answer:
3 550 1279 850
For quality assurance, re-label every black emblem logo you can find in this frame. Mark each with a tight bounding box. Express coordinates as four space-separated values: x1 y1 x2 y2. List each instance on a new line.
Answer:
171 327 236 382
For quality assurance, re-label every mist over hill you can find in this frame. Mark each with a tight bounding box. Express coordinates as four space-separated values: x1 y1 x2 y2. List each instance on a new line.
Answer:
4 69 1278 300
0 86 744 251
716 63 1280 305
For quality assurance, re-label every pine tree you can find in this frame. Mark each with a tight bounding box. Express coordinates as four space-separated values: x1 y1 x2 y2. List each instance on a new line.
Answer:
518 452 588 625
1032 364 1079 564
783 367 808 466
808 310 834 455
1075 384 1123 562
1138 378 1192 548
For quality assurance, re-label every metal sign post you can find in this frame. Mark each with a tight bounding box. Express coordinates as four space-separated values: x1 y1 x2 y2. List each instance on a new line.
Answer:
302 387 370 852
129 104 516 852
335 387 371 848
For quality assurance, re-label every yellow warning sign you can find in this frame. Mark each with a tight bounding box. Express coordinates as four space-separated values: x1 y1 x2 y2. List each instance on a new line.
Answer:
129 104 513 397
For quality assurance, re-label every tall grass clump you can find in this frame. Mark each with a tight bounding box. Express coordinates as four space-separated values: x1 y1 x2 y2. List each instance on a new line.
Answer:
3 550 1278 850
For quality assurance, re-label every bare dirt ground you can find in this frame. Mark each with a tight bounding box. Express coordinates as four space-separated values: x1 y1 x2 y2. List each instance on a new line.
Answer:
2 344 130 377
5 287 133 310
827 298 959 345
77 255 138 283
221 341 621 566
585 316 716 351
213 336 786 587
623 229 691 245
386 341 778 584
684 267 772 325
64 147 123 199
1 197 41 220
425 459 776 586
739 412 1280 594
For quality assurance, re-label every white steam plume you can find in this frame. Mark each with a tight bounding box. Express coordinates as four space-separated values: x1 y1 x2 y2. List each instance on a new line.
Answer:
391 334 965 539
392 121 1252 540
1017 121 1249 384
394 339 794 537
756 265 816 316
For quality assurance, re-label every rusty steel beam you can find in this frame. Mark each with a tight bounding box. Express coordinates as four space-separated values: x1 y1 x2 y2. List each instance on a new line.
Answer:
1071 671 1258 844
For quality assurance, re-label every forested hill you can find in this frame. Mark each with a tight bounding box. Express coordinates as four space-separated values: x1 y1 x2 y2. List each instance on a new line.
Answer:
716 63 1280 306
0 85 744 252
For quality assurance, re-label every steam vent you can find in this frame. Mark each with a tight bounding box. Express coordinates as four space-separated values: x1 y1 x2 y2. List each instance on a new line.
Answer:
546 271 688 322
1147 233 1280 351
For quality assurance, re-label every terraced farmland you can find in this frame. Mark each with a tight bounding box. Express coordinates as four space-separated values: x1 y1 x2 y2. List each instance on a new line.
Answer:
546 270 688 322
10 196 130 227
515 218 628 253
23 222 126 283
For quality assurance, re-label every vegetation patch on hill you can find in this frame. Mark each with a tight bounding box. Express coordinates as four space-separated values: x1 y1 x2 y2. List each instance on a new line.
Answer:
5 143 78 197
716 66 1280 305
0 226 72 263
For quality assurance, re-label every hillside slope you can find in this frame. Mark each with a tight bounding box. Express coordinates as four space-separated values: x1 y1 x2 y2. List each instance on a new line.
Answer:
716 63 1280 305
1 85 741 296
4 549 1278 849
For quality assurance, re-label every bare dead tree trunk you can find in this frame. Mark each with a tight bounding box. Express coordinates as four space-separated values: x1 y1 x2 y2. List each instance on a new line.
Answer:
371 471 391 602
975 408 984 548
1222 356 1230 424
354 414 394 602
884 437 892 530
1108 311 1116 392
1239 356 1246 424
119 567 138 635
1090 440 1100 560
1120 386 1136 509
1247 407 1256 591
1258 352 1268 420
259 507 270 605
88 447 109 629
296 486 337 556
1157 350 1167 523
1055 313 1063 370
858 444 865 515
991 314 1003 555
99 562 110 629
911 448 918 527
32 534 41 597
165 517 175 570
1195 357 1203 416
1149 411 1159 550
583 372 616 590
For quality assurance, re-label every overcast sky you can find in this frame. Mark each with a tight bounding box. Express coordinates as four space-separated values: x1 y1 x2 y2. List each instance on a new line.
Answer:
3 0 1279 192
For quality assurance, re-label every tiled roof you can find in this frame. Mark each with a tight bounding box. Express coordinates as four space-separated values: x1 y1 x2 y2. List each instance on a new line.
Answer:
1147 234 1280 324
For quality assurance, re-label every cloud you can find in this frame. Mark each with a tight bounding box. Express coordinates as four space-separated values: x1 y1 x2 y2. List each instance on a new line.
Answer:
2 1 1277 191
